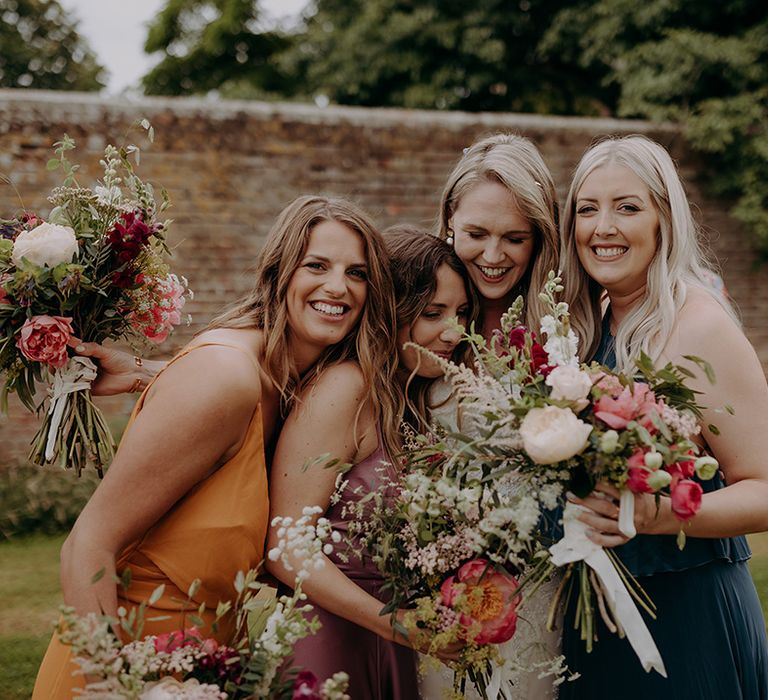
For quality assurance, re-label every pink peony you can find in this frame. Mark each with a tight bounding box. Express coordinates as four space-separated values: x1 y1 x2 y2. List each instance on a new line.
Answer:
440 559 519 645
16 315 74 368
153 626 203 654
593 382 661 431
671 480 703 521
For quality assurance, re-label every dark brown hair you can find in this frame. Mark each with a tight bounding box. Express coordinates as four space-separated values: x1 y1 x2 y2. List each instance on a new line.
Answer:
384 224 478 433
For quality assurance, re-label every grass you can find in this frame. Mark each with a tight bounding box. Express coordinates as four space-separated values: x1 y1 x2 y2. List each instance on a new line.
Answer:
2 532 768 698
0 533 65 700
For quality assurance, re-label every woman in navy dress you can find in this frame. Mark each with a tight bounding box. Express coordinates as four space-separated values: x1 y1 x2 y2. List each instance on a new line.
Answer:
558 135 768 699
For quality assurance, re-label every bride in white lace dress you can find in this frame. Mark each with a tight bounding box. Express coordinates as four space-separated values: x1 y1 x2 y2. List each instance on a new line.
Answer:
417 133 579 698
418 383 563 700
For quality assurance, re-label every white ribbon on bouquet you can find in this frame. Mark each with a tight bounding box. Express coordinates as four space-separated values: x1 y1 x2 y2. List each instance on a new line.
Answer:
549 499 667 678
45 356 98 461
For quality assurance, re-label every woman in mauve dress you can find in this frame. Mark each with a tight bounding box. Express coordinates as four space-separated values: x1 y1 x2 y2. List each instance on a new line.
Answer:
267 229 477 699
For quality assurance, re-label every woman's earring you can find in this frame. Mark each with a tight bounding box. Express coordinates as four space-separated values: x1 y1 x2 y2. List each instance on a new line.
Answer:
446 230 454 246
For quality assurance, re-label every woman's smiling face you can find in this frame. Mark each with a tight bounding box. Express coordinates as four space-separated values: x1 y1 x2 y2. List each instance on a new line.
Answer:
449 180 536 302
397 263 469 378
285 220 369 368
574 162 660 297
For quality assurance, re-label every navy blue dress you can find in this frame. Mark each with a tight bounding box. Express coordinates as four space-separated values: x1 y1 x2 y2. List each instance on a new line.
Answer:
559 326 768 700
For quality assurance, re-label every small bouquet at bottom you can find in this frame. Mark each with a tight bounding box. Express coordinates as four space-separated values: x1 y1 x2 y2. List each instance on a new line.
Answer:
442 272 719 677
0 126 190 475
57 508 350 699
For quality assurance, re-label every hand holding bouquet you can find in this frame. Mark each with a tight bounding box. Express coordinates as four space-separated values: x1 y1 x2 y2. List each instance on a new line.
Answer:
442 272 718 677
0 127 190 475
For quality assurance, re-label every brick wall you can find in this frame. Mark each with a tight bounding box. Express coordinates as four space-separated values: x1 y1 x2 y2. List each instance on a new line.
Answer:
0 89 765 465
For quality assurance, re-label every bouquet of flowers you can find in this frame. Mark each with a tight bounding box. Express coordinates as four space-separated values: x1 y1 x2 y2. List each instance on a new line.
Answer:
0 125 190 475
341 286 581 697
57 507 350 699
425 272 717 679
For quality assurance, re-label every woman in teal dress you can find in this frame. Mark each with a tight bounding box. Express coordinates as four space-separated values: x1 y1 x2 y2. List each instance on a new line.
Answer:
558 135 768 699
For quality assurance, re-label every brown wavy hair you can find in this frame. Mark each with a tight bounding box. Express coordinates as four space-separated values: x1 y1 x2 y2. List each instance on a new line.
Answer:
209 195 400 455
384 224 479 435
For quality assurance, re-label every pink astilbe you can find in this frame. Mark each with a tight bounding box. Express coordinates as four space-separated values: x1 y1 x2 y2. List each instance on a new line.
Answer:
129 273 188 343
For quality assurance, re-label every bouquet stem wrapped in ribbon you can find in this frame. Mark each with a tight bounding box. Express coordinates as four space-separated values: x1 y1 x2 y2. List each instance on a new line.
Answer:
0 127 190 475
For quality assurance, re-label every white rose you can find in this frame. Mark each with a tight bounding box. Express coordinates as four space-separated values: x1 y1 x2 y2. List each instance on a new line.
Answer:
545 365 593 407
11 222 78 268
519 405 593 464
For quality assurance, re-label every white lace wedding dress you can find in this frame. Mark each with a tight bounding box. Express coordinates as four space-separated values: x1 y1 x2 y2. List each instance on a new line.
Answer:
419 380 563 700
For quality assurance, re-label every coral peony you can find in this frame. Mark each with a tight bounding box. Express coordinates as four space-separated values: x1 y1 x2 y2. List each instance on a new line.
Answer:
440 559 519 645
16 315 73 368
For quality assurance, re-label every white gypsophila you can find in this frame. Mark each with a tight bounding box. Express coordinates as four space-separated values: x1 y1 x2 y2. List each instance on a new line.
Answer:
12 222 78 268
537 481 564 511
540 314 579 367
267 505 340 580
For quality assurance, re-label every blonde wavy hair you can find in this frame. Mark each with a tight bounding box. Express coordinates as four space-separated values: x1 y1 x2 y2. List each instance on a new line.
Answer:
436 133 561 332
560 135 737 372
209 195 401 456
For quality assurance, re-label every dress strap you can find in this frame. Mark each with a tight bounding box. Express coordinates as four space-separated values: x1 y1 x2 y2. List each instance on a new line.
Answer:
138 342 261 405
161 341 260 375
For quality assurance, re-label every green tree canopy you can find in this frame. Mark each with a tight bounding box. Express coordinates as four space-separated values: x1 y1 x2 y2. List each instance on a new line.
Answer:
0 0 105 90
284 0 594 113
142 0 295 96
543 0 768 255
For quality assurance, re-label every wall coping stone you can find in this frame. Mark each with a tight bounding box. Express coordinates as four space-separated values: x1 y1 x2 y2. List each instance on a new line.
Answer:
0 88 678 135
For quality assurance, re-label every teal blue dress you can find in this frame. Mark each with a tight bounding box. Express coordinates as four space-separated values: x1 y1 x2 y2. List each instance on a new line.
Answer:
559 325 768 700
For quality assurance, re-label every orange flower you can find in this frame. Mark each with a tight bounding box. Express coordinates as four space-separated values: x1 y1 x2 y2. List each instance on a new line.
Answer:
440 559 520 644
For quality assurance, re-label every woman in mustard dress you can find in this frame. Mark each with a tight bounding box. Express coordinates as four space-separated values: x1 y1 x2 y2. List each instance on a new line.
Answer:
32 194 398 699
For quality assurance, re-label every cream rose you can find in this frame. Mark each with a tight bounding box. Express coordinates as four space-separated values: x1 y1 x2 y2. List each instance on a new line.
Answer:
519 405 593 464
12 222 78 268
545 365 593 408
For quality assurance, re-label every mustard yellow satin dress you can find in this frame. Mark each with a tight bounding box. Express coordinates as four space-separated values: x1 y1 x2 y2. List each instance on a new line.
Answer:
32 342 270 699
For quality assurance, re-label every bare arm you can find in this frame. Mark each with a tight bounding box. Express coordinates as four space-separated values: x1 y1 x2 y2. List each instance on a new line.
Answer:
580 296 768 544
60 342 261 616
264 363 402 640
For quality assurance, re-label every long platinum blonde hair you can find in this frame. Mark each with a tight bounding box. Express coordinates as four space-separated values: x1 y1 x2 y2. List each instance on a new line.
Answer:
560 135 737 372
210 195 401 456
436 133 561 333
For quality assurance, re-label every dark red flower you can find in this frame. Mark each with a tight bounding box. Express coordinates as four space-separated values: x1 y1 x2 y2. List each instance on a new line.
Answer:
292 670 321 699
106 211 154 263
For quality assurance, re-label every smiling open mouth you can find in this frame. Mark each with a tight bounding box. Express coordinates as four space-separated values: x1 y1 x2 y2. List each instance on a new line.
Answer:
310 301 347 316
476 265 510 279
593 246 628 258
